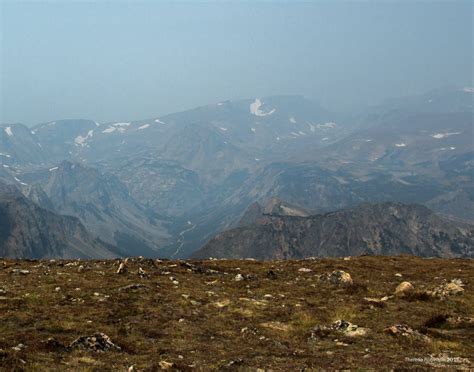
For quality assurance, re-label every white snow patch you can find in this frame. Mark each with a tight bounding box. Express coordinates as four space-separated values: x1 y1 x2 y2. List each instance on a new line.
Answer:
396 178 412 186
316 122 336 129
138 124 150 130
322 137 329 141
290 132 300 137
308 124 316 132
0 152 11 158
289 117 296 124
154 118 166 125
102 126 116 134
49 166 58 171
276 137 281 141
219 127 228 132
113 122 131 127
249 98 276 117
74 130 94 147
365 139 373 142
431 132 461 139
255 158 260 161
298 131 306 136
462 87 474 93
450 146 456 150
395 143 407 147
3 164 9 168
14 177 27 186
95 121 100 126
217 102 224 106
251 128 256 133
4 127 13 136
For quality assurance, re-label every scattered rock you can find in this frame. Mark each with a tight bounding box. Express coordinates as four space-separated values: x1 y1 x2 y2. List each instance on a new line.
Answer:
158 360 174 369
116 262 127 274
394 281 414 296
240 326 258 337
11 343 26 352
11 269 30 275
298 268 312 273
224 358 244 367
213 299 231 308
319 270 353 286
180 261 219 275
69 333 121 352
363 297 388 307
384 324 430 343
138 267 148 277
395 273 402 277
310 319 368 339
431 279 464 298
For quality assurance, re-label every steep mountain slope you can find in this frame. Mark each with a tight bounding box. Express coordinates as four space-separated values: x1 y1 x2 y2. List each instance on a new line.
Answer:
103 157 205 217
22 161 170 256
0 124 47 166
158 122 255 183
0 183 117 259
194 202 474 259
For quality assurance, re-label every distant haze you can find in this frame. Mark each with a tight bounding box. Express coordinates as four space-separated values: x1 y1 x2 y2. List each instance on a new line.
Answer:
1 1 472 125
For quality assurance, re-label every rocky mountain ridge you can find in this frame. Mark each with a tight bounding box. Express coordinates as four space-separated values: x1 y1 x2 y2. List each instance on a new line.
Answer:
195 202 474 259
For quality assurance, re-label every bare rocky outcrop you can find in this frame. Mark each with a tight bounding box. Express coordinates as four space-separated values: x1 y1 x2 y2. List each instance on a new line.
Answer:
319 270 353 286
69 333 121 352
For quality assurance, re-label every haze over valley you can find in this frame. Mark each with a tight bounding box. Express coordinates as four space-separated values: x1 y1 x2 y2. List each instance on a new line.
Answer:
0 87 473 259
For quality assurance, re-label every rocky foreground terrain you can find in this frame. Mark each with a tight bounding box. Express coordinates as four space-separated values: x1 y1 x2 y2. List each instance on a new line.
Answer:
0 256 473 370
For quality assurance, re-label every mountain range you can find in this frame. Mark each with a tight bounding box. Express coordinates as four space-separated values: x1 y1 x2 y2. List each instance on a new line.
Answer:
0 87 472 259
194 202 474 259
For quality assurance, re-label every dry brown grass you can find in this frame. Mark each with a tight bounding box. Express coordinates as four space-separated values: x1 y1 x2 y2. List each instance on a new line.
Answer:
0 256 472 370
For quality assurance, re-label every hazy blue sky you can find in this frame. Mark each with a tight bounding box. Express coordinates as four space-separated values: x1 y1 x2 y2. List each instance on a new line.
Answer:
1 1 472 125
